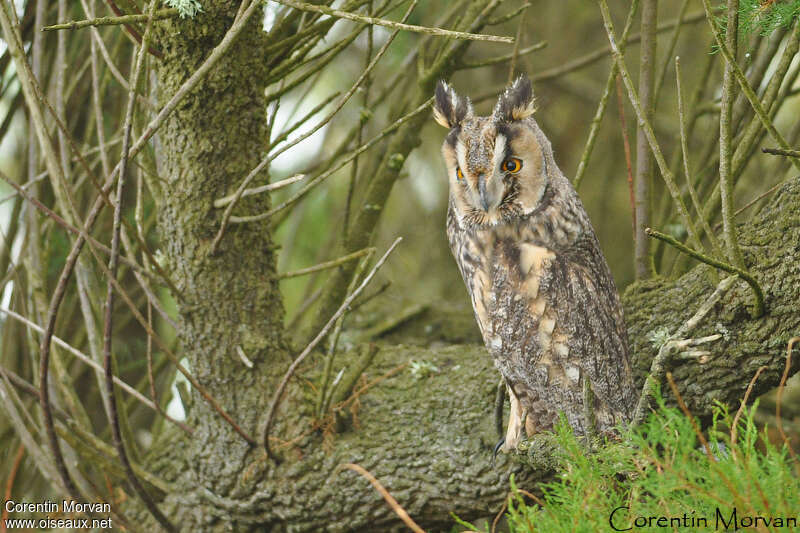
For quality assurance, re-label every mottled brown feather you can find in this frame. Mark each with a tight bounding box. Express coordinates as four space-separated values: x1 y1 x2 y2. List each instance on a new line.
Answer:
439 77 637 447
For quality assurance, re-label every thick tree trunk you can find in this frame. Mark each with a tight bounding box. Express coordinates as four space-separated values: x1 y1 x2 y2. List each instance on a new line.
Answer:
150 0 288 522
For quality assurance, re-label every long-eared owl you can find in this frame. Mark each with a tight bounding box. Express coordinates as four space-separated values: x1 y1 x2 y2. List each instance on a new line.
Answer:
433 76 637 451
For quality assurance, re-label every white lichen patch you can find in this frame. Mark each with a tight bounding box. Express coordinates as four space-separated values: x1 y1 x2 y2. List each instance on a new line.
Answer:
409 359 440 378
164 0 203 18
647 326 672 350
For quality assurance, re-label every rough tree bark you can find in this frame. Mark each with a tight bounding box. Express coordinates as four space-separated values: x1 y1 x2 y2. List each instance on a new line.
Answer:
144 158 800 531
136 2 800 531
151 0 289 511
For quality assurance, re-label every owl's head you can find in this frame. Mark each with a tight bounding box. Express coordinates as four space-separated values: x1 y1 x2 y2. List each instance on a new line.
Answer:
433 76 548 227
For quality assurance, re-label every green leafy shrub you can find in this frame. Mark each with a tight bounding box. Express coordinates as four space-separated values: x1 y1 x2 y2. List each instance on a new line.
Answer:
720 0 800 37
455 392 799 532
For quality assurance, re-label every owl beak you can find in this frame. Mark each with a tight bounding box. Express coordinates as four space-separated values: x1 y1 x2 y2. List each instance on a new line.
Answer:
478 176 490 211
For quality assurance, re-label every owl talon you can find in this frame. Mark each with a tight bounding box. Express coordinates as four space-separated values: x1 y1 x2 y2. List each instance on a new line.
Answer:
492 437 506 467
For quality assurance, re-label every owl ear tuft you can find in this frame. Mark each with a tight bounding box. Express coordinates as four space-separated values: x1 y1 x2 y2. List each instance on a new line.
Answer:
493 75 536 122
433 80 473 128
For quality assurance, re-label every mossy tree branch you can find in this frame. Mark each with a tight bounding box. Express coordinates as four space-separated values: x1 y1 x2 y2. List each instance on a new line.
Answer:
139 177 800 531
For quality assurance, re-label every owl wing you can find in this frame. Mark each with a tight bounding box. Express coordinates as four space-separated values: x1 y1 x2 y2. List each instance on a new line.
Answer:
546 232 636 421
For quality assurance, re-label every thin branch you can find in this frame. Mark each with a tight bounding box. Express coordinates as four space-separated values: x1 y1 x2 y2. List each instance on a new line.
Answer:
728 175 798 222
676 56 722 256
652 0 690 104
0 307 192 434
598 1 705 258
762 147 800 158
101 0 163 58
42 8 178 31
0 169 165 286
270 0 513 42
776 338 800 461
2 445 25 528
645 228 764 318
574 0 639 190
344 1 375 238
718 0 745 268
213 174 306 208
261 238 402 461
457 40 546 70
228 98 433 225
616 74 636 241
0 0 85 503
700 0 800 173
100 2 175 528
506 2 528 84
487 3 531 26
268 91 341 150
275 247 375 280
29 0 268 461
211 0 419 253
730 366 766 447
340 463 426 533
317 253 374 416
665 373 713 461
634 0 657 278
533 9 707 83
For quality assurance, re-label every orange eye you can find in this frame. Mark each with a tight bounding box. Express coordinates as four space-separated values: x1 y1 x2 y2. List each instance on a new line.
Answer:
502 157 522 173
456 167 464 180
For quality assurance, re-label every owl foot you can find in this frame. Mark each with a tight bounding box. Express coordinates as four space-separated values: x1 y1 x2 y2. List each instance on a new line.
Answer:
502 386 526 452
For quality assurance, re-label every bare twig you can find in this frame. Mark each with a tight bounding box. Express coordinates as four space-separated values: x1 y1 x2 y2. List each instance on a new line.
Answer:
676 56 722 256
491 495 510 533
534 9 707 83
339 463 426 533
457 40 546 70
762 147 800 158
722 175 799 225
270 0 512 42
718 0 745 268
344 1 374 237
268 91 341 150
1 445 25 531
211 1 419 252
700 0 800 173
228 98 434 225
652 0 690 104
42 8 178 31
100 2 175 528
0 306 191 434
0 0 86 503
776 338 800 461
645 228 764 318
574 0 638 190
0 170 164 286
634 0 656 279
598 1 704 258
261 238 402 461
665 373 713 461
317 253 374 416
632 275 737 425
275 247 375 280
213 174 307 208
506 2 528 84
100 0 163 58
730 366 766 447
487 3 531 26
27 0 265 470
616 74 636 240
